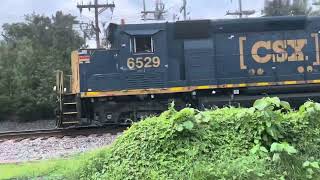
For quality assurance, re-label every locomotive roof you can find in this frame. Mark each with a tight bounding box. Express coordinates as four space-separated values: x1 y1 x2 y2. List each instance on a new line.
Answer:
105 16 320 45
110 16 320 29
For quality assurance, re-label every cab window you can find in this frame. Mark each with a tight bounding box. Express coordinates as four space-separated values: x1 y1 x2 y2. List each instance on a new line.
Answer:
133 36 154 54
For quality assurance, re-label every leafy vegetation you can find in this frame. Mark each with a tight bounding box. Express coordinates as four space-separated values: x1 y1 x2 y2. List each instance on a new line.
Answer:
264 0 314 16
0 12 84 121
2 97 320 179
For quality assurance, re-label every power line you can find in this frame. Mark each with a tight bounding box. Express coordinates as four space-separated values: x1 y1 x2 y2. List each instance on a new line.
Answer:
141 0 166 21
226 0 255 18
180 0 187 20
77 0 115 48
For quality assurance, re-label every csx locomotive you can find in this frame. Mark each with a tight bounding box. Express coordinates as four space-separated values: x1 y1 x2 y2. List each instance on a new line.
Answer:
56 15 320 127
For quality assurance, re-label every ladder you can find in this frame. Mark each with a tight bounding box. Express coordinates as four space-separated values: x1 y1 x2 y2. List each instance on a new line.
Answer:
56 71 81 128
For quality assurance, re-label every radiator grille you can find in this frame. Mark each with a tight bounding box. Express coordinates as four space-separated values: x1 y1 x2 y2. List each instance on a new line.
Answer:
126 72 165 89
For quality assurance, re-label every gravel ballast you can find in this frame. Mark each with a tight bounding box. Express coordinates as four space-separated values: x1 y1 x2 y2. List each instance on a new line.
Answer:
0 120 56 132
0 133 121 164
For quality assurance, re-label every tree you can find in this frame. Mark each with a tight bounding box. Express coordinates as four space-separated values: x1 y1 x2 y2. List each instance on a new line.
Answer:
0 11 84 121
264 0 312 16
310 0 320 15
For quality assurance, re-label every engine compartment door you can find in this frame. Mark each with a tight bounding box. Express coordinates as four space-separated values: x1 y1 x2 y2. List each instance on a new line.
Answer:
184 39 215 85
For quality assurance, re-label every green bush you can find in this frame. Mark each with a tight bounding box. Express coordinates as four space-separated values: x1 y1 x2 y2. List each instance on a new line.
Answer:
77 97 320 180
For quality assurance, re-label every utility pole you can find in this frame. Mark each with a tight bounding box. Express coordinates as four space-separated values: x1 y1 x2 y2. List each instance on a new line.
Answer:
141 0 166 21
239 0 243 18
180 0 187 20
142 0 147 20
226 0 255 18
78 22 94 47
77 0 115 48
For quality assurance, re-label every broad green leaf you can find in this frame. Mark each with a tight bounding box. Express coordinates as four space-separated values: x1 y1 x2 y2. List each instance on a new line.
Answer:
272 153 281 162
310 162 320 169
307 168 314 174
195 114 202 123
286 145 298 155
280 101 291 110
253 99 269 110
266 127 279 140
270 143 282 152
260 146 269 153
266 121 272 128
250 145 259 154
248 107 256 114
202 115 210 123
303 161 311 168
270 97 281 107
176 125 184 132
315 103 320 111
257 173 264 177
280 176 286 180
183 121 194 130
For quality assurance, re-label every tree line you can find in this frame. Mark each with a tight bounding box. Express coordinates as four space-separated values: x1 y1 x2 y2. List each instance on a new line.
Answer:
264 0 320 16
0 1 319 122
0 12 84 121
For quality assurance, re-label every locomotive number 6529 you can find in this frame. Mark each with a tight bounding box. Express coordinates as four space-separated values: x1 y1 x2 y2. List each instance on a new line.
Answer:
127 56 161 69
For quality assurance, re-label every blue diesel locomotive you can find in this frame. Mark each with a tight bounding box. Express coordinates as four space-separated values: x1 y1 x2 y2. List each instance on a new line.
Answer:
56 16 320 127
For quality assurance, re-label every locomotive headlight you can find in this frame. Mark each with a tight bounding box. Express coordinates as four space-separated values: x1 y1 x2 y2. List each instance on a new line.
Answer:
212 90 216 95
233 89 240 95
192 91 197 96
151 94 155 99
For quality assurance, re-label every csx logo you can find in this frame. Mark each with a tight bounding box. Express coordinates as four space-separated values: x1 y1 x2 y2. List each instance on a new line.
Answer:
238 35 320 70
251 39 307 63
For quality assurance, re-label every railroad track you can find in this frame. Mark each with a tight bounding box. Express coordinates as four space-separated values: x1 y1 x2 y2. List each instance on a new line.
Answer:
0 126 127 141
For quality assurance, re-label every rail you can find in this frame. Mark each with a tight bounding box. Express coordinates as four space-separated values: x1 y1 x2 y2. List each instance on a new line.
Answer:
0 126 127 141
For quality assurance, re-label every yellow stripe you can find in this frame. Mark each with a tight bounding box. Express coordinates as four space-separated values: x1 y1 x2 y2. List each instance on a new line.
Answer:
86 92 100 96
80 79 320 98
197 86 210 90
284 81 297 85
238 83 247 87
256 82 270 86
312 80 320 83
170 87 185 92
225 84 234 88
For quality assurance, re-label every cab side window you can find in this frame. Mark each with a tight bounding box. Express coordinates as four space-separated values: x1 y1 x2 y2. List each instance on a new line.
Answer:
133 36 154 54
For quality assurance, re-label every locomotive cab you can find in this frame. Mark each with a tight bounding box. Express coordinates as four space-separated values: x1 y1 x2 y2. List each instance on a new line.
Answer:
74 23 169 93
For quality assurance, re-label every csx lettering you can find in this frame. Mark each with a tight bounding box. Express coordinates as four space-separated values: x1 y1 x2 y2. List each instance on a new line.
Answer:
251 39 307 63
127 57 161 69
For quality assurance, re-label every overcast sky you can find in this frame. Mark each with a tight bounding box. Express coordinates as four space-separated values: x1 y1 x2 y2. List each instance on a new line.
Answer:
0 0 266 47
0 0 265 25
